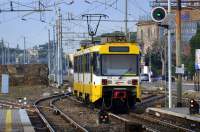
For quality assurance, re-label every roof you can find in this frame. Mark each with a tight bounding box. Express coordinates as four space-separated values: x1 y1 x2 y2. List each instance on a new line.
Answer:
74 42 140 56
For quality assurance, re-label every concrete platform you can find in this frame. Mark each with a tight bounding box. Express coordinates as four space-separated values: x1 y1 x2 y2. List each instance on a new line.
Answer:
0 109 35 132
146 107 200 123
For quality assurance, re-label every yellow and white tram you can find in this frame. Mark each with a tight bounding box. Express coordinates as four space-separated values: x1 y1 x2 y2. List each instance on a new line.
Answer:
73 42 141 110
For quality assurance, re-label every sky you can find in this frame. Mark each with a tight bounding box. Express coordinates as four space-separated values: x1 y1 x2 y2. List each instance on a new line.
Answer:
0 0 151 52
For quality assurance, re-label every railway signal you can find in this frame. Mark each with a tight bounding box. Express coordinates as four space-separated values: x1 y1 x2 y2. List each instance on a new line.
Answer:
189 99 199 114
151 4 172 108
151 7 167 23
98 110 109 124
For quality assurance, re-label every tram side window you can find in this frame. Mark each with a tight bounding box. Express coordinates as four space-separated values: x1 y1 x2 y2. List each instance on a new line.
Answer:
76 57 78 72
83 54 86 72
88 54 90 72
93 52 101 75
78 56 81 73
86 53 90 73
86 54 88 72
80 56 82 73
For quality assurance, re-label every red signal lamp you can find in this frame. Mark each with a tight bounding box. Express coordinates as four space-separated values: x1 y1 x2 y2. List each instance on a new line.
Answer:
102 79 107 85
132 79 138 85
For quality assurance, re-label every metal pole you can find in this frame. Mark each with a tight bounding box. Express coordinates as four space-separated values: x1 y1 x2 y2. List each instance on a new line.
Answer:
125 0 128 40
2 39 4 65
24 37 26 64
1 39 3 64
48 29 51 75
168 0 172 108
13 49 16 64
53 25 56 82
176 0 182 107
60 14 63 84
8 43 10 64
4 43 6 64
56 20 59 85
57 19 60 86
26 45 28 64
57 9 61 87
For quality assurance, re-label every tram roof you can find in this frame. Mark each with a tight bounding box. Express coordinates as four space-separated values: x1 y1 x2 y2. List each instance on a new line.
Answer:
74 42 140 56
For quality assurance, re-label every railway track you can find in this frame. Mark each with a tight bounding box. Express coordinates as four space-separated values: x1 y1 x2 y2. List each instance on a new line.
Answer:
129 113 194 132
53 95 126 132
34 93 88 132
34 90 196 132
138 94 165 107
0 99 34 111
52 93 189 132
109 112 195 132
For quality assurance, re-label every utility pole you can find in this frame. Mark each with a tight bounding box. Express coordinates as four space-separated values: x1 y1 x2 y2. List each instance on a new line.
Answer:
7 43 10 64
53 25 56 82
23 37 26 64
57 8 63 87
58 15 61 87
1 39 3 64
125 0 128 40
60 13 63 85
4 42 8 65
2 39 5 65
176 0 182 107
168 0 172 108
14 50 16 64
48 29 51 76
56 19 59 86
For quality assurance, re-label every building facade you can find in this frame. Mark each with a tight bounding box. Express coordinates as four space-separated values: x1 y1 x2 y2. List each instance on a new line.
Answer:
136 20 160 54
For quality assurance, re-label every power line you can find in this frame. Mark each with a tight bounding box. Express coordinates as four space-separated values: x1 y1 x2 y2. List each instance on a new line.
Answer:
0 1 52 12
130 0 149 14
63 18 138 22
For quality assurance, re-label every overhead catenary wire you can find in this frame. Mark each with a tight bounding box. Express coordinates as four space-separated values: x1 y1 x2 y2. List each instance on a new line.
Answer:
1 0 141 51
63 18 139 22
130 0 149 14
2 0 51 11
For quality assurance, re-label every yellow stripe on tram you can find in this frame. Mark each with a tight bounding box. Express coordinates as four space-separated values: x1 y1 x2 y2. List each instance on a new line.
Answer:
5 109 12 132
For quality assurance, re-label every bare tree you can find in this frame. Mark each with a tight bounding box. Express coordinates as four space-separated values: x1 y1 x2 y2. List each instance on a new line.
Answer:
151 34 167 76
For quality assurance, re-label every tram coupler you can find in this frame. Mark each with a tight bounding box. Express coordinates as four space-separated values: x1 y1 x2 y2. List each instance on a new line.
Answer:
98 110 109 124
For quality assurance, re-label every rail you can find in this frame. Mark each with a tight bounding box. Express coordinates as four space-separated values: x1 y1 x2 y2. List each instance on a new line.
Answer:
34 93 65 132
50 95 88 132
130 113 195 132
34 93 88 132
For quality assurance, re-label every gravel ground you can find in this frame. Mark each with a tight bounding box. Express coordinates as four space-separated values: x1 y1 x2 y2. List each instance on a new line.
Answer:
37 97 76 132
55 96 126 132
0 85 66 105
183 90 200 100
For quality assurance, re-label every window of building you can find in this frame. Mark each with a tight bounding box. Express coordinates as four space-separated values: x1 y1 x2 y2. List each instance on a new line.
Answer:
141 29 143 41
148 28 150 38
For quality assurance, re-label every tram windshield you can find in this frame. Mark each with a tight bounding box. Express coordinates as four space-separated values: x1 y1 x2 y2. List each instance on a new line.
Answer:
101 54 138 76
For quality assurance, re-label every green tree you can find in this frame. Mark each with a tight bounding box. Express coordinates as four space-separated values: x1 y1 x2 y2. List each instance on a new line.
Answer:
187 26 200 75
145 47 162 76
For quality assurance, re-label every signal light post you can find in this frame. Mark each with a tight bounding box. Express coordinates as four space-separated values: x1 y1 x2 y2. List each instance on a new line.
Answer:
167 0 172 109
151 5 172 108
